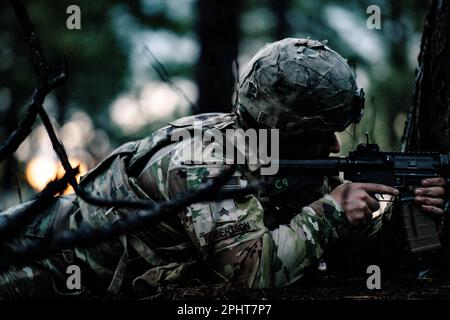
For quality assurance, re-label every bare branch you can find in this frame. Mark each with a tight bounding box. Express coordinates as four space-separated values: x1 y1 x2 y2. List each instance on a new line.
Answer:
0 0 259 273
0 168 77 243
0 169 259 271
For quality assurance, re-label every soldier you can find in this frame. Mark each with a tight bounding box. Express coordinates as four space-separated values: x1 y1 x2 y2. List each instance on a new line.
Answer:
0 38 446 298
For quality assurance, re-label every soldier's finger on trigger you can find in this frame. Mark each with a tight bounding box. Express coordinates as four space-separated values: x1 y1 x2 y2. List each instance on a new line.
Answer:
359 183 399 196
365 194 380 212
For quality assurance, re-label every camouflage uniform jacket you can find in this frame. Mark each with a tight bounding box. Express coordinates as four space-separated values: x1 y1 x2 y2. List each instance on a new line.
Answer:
0 113 378 298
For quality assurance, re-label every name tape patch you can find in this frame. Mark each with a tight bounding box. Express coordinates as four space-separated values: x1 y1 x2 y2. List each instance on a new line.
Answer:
200 221 257 246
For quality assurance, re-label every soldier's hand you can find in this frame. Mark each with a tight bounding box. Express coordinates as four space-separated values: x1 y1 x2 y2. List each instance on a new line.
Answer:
414 177 446 216
329 183 399 226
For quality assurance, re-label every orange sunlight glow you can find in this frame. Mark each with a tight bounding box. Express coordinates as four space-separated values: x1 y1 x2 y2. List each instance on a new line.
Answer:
26 157 88 194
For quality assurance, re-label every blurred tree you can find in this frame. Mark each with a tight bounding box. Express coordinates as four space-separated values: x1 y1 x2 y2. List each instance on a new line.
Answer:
270 0 291 39
195 0 239 114
403 0 450 153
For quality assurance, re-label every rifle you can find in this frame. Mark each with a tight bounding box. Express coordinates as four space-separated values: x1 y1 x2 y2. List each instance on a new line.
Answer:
266 141 450 254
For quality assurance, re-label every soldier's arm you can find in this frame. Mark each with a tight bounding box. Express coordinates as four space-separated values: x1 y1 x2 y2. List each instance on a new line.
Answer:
155 161 351 288
327 177 446 274
254 194 350 287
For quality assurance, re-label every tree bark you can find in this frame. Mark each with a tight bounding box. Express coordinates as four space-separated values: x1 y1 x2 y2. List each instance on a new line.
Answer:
195 0 239 114
401 0 450 273
402 0 450 152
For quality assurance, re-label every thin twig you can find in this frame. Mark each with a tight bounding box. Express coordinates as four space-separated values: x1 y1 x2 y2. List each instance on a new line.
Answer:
0 91 43 163
10 169 23 203
143 45 197 110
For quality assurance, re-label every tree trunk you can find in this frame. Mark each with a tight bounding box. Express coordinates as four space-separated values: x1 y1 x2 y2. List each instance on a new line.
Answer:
401 0 450 274
195 0 239 114
402 0 450 152
269 0 291 40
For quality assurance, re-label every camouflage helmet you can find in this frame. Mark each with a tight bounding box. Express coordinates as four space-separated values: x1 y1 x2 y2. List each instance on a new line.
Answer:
235 38 365 136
